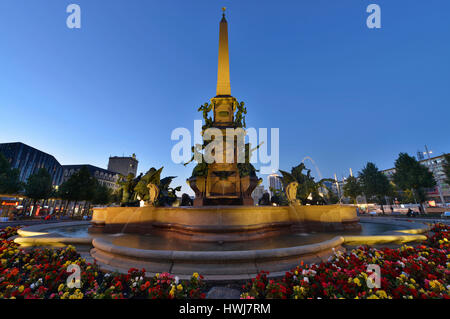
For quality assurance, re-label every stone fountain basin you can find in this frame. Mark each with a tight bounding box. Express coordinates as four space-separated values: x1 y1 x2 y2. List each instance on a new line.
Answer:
13 217 430 282
89 204 361 242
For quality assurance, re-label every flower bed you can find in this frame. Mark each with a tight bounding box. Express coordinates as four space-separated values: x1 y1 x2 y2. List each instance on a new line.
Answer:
0 226 205 299
1 224 449 299
241 223 450 299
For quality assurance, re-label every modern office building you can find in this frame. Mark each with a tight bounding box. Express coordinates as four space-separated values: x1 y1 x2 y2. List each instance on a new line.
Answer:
0 142 63 186
268 173 283 196
62 165 120 191
107 154 138 177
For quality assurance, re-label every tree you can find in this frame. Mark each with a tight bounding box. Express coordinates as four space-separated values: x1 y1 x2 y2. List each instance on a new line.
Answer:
92 182 112 206
343 176 362 204
358 162 391 206
392 153 436 204
270 187 288 206
24 168 53 215
323 189 339 204
0 153 23 194
443 154 450 186
57 166 97 216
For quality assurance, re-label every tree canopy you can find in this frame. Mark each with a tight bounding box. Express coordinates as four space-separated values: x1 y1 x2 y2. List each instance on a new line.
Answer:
57 166 99 206
343 175 362 204
358 162 391 204
0 153 23 194
392 153 436 203
25 168 53 204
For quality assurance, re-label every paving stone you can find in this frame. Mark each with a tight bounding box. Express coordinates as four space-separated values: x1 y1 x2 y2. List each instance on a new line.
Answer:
206 286 241 299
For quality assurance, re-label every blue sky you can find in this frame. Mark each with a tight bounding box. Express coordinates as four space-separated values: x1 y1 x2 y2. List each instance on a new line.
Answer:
1 0 449 195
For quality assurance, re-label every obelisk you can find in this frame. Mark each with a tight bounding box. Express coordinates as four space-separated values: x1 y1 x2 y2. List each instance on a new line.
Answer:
216 7 231 96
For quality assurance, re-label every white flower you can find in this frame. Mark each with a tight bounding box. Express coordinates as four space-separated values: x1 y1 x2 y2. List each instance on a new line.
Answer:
175 276 179 284
303 277 309 283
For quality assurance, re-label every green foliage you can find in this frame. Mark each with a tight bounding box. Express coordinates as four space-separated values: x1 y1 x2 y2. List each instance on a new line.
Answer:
270 187 288 206
24 168 53 203
57 166 97 204
343 176 362 204
279 163 334 205
392 153 436 203
92 183 113 205
397 189 417 204
323 189 339 204
358 162 391 204
0 153 23 194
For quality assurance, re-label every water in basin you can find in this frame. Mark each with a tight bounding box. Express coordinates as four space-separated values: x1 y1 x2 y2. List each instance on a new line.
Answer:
45 222 405 251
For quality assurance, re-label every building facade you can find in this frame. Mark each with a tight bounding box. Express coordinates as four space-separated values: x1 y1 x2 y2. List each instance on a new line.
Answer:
0 142 63 186
268 173 283 196
107 154 138 177
62 165 119 191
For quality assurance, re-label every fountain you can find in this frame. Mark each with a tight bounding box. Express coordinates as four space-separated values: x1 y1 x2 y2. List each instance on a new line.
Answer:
13 10 431 281
82 11 361 279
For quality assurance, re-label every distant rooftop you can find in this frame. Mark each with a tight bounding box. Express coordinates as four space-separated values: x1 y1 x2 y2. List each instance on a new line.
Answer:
62 164 118 175
0 142 60 163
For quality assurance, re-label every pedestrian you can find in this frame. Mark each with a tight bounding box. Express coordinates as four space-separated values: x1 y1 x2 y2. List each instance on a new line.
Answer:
407 208 412 217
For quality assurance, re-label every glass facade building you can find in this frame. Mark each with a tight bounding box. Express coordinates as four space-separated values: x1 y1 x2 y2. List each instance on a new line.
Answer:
0 142 63 186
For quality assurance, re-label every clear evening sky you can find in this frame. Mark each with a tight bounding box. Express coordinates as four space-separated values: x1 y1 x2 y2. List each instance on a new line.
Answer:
1 0 449 195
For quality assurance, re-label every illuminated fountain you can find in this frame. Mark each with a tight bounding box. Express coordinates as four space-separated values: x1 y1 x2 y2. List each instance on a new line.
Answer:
14 10 430 281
